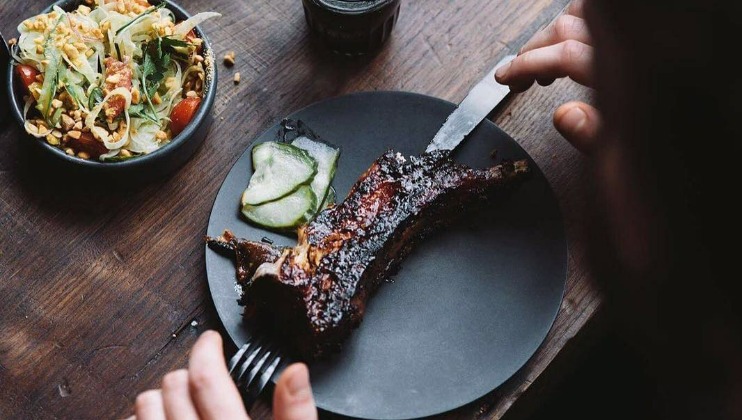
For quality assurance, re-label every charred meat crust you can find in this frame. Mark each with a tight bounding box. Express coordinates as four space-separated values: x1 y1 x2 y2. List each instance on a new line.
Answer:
209 150 530 360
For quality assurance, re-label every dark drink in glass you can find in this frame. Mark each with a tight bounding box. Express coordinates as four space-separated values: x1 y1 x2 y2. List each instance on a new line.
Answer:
302 0 401 55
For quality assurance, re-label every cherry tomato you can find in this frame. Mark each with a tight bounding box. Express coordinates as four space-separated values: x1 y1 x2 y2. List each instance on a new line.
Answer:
170 97 202 137
16 65 39 91
68 132 109 158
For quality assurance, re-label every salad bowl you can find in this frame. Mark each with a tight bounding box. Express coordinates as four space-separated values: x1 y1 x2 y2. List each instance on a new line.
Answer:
5 0 218 183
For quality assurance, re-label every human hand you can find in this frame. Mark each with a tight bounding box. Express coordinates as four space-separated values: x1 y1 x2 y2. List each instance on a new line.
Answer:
495 0 600 153
129 331 317 420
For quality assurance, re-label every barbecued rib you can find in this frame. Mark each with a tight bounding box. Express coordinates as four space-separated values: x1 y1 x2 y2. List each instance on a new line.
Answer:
208 150 529 360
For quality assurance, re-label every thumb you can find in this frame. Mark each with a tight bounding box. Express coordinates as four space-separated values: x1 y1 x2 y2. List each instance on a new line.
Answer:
553 101 601 154
273 364 318 420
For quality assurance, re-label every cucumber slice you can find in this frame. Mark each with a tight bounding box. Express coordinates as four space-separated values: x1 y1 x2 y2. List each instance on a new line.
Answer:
242 142 318 206
242 185 317 229
291 136 340 213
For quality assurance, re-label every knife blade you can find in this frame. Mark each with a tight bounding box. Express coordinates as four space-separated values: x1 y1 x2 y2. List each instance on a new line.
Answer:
426 54 515 153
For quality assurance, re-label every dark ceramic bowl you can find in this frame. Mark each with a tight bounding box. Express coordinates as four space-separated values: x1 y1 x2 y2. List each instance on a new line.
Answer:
5 0 217 182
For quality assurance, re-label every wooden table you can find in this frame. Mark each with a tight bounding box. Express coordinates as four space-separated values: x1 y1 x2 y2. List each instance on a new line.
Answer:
0 0 602 418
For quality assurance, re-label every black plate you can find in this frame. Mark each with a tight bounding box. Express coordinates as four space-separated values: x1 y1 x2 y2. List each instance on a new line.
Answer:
205 91 566 419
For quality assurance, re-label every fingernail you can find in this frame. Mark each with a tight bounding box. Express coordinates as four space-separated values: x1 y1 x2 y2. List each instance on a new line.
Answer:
561 107 587 133
286 365 312 400
495 62 511 80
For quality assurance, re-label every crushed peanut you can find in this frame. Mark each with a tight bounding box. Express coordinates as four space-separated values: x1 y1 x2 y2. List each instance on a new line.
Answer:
223 51 236 66
233 72 241 84
155 130 168 141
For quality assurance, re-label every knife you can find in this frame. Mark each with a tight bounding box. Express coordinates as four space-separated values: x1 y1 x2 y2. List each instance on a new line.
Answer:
426 54 516 153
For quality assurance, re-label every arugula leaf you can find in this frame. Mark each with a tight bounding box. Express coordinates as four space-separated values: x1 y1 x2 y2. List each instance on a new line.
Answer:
160 37 190 49
129 103 159 123
116 2 166 36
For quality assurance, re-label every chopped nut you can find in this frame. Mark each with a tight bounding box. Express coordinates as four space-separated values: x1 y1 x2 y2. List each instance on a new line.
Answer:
73 121 83 130
233 72 241 84
71 110 82 121
77 151 90 160
186 91 198 98
36 45 44 55
105 74 121 85
120 149 132 158
61 114 75 131
27 124 39 134
46 134 60 146
62 44 79 60
152 92 162 105
223 51 235 66
131 87 141 104
65 148 75 156
155 130 168 141
67 130 82 140
193 54 204 63
51 99 64 109
52 130 63 139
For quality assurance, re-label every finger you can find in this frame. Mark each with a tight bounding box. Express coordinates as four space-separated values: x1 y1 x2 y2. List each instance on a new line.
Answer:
566 0 586 17
495 40 594 91
519 15 591 55
273 364 318 420
135 390 165 420
162 370 199 420
553 101 601 154
188 331 250 420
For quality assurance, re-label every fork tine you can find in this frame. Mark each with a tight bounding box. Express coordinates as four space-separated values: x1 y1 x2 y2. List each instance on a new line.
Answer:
233 341 265 386
245 353 283 403
228 341 251 374
243 348 272 389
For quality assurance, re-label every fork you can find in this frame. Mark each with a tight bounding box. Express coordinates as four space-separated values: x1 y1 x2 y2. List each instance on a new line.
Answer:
228 335 289 408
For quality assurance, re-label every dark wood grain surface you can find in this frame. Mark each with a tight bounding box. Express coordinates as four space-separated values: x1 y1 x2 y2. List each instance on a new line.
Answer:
0 0 601 418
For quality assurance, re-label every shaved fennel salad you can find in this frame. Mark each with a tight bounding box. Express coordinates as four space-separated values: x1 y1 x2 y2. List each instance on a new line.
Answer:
12 0 219 161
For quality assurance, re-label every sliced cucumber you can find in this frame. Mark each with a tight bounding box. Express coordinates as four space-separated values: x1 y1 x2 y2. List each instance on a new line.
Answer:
242 185 317 229
242 142 318 206
291 136 340 213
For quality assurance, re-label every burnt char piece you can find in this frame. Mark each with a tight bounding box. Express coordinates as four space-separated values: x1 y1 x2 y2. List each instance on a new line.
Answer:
210 150 530 360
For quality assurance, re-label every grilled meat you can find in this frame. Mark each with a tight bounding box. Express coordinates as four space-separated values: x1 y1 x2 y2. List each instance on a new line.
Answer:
208 150 529 360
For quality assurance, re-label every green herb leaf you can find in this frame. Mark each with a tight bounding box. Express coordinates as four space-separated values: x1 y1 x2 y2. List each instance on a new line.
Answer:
129 103 159 123
88 87 104 110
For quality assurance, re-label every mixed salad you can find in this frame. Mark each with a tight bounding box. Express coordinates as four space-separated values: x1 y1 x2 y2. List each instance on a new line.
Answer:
12 0 219 161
